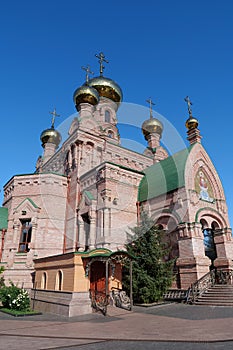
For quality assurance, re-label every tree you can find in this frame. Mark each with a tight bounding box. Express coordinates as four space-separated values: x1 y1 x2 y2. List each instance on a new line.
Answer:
123 210 174 304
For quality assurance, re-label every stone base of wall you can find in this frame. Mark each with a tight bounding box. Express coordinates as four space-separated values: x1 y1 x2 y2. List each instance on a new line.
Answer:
176 256 211 289
2 266 35 289
31 289 92 317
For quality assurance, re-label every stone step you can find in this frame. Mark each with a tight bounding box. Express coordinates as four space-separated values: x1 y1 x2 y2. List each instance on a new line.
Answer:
194 284 233 306
195 301 233 306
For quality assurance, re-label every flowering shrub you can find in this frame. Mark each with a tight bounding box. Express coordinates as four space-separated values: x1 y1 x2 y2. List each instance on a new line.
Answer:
0 282 30 311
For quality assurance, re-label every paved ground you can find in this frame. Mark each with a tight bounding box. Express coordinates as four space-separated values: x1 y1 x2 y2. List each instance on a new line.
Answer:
0 303 233 349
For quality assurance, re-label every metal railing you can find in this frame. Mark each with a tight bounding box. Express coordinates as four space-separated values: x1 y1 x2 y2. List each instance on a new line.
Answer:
163 289 189 302
215 269 233 285
89 289 109 316
186 270 215 304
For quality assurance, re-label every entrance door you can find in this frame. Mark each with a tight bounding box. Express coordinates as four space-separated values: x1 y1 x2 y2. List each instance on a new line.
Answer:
89 261 109 315
90 261 106 293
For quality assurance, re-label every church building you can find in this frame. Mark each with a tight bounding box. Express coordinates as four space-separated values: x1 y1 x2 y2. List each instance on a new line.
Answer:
0 53 232 316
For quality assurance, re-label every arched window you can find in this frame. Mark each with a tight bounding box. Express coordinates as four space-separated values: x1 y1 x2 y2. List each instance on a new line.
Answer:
18 220 32 252
201 220 217 262
41 272 47 289
105 110 111 123
55 270 63 291
107 130 114 138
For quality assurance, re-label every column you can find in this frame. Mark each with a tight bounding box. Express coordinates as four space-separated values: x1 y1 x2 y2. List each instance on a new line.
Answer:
78 218 85 251
89 218 96 250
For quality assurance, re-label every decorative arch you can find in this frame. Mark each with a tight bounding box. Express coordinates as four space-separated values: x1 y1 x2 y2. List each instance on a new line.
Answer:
55 270 63 291
41 272 47 289
195 207 227 228
185 143 225 201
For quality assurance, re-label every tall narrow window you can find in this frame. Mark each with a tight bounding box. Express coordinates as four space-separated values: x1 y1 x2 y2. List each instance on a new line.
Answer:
41 272 47 289
18 220 32 252
105 110 111 123
55 270 63 291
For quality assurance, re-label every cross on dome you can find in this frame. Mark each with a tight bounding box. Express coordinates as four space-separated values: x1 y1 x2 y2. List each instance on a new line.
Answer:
95 52 109 76
146 98 155 119
49 108 60 129
184 96 193 117
81 65 94 83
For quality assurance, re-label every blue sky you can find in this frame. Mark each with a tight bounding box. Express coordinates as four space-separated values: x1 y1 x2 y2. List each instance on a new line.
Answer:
0 0 233 226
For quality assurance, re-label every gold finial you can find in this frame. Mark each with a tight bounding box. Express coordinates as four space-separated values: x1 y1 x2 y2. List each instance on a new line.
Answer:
146 98 155 119
95 52 109 76
49 108 60 129
81 65 94 84
184 96 193 117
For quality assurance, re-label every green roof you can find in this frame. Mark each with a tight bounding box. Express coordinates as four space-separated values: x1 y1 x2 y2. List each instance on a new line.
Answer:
15 197 39 210
0 207 8 230
84 190 95 201
138 146 193 202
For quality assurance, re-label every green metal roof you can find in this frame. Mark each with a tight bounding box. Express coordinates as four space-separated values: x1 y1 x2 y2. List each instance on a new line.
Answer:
84 190 95 201
15 197 39 210
0 207 8 230
138 146 193 202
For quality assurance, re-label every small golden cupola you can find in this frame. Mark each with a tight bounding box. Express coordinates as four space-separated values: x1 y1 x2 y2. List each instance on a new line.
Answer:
141 98 163 140
73 65 99 111
40 109 61 149
88 52 123 106
184 96 202 145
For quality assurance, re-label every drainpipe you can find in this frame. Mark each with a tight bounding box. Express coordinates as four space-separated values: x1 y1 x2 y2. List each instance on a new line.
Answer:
63 175 71 254
136 201 140 225
0 229 6 261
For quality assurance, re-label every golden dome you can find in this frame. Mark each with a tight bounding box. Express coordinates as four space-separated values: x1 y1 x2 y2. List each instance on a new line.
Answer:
185 116 199 130
73 85 99 110
88 76 123 103
142 117 163 139
40 128 61 148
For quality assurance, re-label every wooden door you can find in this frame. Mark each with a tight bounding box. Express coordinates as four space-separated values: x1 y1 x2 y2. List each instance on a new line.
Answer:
90 261 106 293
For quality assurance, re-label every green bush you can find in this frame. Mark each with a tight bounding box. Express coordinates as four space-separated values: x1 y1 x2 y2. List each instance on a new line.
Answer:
0 267 4 289
0 282 30 311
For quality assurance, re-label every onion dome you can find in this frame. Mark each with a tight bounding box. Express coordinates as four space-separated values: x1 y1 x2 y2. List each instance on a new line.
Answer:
40 127 61 148
88 76 123 104
73 84 99 110
185 116 199 130
142 117 163 140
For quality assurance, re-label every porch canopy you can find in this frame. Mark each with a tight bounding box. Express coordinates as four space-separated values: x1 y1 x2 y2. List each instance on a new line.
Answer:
81 248 133 310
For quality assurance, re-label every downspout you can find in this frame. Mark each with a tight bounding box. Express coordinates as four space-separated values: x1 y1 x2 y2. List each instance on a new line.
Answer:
0 229 6 262
136 201 140 225
63 175 71 254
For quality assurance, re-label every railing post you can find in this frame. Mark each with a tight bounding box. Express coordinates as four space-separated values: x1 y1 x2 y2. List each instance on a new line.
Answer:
130 259 133 311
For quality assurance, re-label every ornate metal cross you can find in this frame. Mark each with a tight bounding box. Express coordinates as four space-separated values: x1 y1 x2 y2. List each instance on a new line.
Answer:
49 108 60 128
81 65 94 83
146 97 155 119
95 52 109 76
184 96 193 117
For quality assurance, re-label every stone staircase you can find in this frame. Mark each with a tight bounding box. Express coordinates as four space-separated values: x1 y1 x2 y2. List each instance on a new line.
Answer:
195 284 233 306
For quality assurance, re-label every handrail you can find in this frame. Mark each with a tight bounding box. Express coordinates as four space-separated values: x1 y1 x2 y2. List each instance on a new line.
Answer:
187 270 215 304
215 269 233 285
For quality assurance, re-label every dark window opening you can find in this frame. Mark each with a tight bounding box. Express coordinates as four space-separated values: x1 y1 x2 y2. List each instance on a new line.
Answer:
82 213 90 251
203 228 217 262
